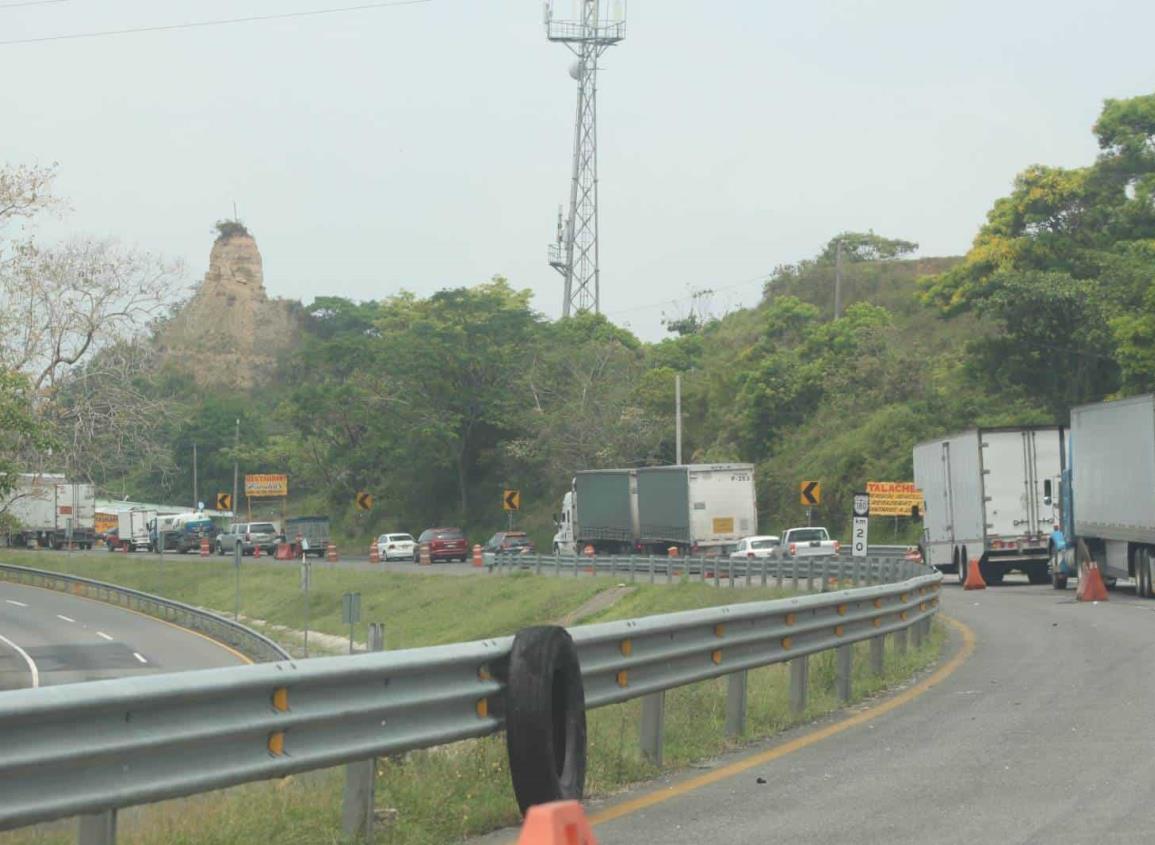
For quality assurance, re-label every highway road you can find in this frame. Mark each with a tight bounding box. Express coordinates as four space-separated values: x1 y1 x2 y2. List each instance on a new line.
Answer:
563 580 1154 844
0 581 247 691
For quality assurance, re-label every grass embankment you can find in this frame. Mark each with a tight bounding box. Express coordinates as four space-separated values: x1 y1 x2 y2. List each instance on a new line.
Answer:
0 552 944 845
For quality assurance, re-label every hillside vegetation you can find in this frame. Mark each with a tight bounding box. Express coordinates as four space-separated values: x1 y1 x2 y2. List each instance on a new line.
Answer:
6 90 1155 547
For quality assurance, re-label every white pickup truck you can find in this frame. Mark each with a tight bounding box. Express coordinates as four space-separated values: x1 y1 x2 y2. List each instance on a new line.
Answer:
780 527 840 559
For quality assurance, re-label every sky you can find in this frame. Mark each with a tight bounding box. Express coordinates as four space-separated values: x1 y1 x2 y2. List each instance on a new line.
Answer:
2 0 1153 340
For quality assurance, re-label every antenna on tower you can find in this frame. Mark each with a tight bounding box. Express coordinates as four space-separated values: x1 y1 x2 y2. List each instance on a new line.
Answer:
545 0 626 318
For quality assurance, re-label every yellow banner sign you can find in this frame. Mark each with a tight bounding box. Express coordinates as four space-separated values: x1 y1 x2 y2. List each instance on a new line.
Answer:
95 513 118 534
866 481 925 517
245 473 288 498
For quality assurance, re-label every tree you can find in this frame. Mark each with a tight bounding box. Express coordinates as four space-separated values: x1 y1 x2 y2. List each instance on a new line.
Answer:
0 369 50 499
818 231 918 263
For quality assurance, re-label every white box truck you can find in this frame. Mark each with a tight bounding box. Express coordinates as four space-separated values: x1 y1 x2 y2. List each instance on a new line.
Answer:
1 474 96 549
1051 395 1155 594
913 427 1064 584
116 508 157 552
553 464 757 556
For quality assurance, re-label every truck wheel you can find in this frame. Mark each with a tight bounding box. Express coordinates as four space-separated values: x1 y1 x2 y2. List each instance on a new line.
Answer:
1026 566 1050 585
1052 571 1068 590
985 567 1004 585
957 548 968 585
1135 548 1153 598
504 625 586 814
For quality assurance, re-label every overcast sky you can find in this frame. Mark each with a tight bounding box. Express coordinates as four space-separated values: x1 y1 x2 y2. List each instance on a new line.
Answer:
3 0 1152 340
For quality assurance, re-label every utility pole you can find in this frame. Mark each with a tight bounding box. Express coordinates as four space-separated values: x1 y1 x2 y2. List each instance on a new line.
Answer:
192 442 198 509
675 373 683 465
231 420 240 523
834 239 844 320
545 0 626 318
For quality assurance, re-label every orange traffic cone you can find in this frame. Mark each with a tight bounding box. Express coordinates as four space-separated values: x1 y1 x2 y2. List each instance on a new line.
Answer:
516 801 597 845
963 557 986 590
1076 560 1109 602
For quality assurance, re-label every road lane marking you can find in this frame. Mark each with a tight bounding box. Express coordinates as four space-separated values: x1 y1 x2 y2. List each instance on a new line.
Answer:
1 583 253 665
56 614 75 623
5 600 28 608
587 614 977 829
96 631 113 641
133 652 148 664
0 632 39 688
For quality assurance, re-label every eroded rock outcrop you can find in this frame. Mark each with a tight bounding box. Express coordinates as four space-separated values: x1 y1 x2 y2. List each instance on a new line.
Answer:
157 223 297 390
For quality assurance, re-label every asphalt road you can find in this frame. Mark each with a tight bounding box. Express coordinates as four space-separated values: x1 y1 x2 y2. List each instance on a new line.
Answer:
0 581 247 691
522 579 1155 844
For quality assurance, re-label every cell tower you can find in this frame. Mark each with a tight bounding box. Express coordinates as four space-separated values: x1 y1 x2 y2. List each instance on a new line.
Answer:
545 0 626 318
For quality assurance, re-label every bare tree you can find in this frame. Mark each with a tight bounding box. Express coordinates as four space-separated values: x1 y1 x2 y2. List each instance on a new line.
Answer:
0 238 183 392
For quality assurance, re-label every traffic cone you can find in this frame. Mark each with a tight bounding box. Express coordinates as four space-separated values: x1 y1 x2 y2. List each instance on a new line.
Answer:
1077 560 1109 602
369 543 380 564
963 557 986 590
515 801 597 845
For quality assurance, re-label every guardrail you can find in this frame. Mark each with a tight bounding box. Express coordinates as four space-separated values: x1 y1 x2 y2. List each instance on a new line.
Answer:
488 550 925 590
0 565 941 843
0 563 289 664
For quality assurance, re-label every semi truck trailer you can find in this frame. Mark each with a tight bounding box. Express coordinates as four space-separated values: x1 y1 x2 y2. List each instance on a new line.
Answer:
913 427 1063 585
553 464 757 556
1 474 96 549
1052 395 1155 594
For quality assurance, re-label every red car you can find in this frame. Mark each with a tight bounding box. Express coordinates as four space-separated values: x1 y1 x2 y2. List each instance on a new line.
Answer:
417 527 469 562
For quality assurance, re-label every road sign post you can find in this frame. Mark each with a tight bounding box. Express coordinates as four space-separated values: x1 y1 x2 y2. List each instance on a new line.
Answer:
300 555 312 658
233 541 242 621
341 592 362 654
852 492 870 559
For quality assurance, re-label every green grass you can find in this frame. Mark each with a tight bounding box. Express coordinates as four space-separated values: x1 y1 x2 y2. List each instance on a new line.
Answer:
0 553 946 844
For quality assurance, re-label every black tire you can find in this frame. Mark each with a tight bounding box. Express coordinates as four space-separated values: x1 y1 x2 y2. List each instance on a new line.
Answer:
984 568 1005 586
1053 573 1068 589
1026 567 1050 585
504 625 587 814
1136 548 1153 598
957 548 968 585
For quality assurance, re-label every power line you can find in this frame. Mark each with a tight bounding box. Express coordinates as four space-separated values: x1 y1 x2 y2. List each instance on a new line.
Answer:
0 0 75 9
0 0 430 46
605 273 769 318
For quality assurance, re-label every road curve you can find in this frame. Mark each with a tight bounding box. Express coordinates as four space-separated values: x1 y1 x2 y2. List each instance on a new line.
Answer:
566 580 1155 844
0 581 247 691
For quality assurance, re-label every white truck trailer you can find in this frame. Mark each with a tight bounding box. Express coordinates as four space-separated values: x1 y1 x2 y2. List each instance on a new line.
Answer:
1 474 97 549
553 464 757 556
1052 395 1155 595
913 427 1064 584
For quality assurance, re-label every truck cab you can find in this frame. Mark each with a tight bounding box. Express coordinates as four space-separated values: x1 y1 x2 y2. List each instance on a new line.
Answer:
552 491 576 556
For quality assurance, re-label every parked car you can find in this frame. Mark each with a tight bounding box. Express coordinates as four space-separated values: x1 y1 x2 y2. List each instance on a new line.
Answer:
215 522 279 556
417 527 469 562
729 535 780 559
377 532 417 562
483 530 536 555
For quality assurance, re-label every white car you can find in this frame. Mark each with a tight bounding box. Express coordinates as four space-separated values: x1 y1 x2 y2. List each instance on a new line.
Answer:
377 532 417 562
730 535 781 559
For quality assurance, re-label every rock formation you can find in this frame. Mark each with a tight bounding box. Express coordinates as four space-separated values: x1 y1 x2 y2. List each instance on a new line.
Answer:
156 223 298 391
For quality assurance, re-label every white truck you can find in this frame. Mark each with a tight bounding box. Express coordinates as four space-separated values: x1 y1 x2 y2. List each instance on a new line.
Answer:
1051 395 1155 594
913 426 1063 585
780 526 840 559
553 464 757 556
116 508 157 552
1 474 97 549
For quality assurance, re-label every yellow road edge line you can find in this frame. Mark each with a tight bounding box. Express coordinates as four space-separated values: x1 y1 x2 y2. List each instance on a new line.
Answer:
0 578 255 666
587 613 975 827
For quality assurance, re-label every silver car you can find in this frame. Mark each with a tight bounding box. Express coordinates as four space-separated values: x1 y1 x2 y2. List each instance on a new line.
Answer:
216 522 279 556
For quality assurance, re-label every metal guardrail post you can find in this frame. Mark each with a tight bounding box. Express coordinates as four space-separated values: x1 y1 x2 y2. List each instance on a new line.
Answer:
535 555 542 576
806 559 814 592
791 561 800 592
725 670 747 738
789 655 809 714
870 635 885 676
713 562 719 588
761 558 768 588
836 644 852 703
727 558 734 588
911 618 924 649
342 622 385 841
640 691 665 766
894 626 908 655
77 810 116 845
649 555 655 584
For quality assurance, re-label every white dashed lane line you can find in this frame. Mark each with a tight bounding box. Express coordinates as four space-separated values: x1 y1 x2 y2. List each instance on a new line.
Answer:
96 631 114 641
56 614 76 623
133 652 148 664
4 600 28 608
